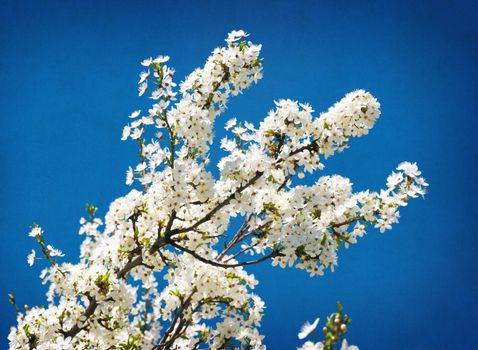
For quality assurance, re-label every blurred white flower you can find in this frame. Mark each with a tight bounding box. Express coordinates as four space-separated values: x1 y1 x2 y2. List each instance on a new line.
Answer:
27 249 36 266
298 318 319 339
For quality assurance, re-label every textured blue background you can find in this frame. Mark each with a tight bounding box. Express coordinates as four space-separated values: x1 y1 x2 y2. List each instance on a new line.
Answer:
1 0 477 348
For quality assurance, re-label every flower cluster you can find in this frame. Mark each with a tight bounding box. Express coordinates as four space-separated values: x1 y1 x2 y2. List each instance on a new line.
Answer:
297 303 358 350
9 30 427 349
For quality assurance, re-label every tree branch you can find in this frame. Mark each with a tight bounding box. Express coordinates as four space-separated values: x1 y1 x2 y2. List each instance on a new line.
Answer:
60 294 98 338
171 171 263 236
170 240 282 268
153 290 197 350
216 213 253 261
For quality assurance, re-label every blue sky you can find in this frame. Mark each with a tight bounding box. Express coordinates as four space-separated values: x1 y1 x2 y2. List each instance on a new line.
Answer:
1 0 477 348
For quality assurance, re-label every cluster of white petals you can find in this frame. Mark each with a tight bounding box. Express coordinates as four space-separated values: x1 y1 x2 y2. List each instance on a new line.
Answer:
297 305 358 350
9 30 427 350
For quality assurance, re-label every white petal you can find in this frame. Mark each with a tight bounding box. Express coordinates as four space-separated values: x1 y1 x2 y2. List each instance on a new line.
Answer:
298 318 320 339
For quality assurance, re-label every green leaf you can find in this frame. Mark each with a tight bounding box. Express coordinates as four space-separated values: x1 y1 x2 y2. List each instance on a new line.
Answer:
8 293 15 305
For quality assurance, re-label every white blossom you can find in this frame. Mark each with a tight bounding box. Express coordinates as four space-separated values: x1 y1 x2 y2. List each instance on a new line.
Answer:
141 57 153 67
28 226 42 238
138 70 150 84
125 166 134 185
298 318 319 339
153 55 170 64
298 341 324 350
341 339 359 350
226 30 249 43
47 245 64 257
9 30 427 350
138 82 147 96
128 109 141 119
27 249 36 266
